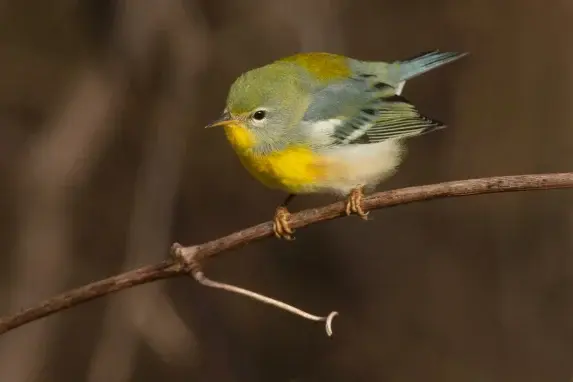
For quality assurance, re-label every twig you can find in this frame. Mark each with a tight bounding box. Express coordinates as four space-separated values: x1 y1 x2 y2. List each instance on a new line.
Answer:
1 173 572 337
192 267 338 336
171 243 338 336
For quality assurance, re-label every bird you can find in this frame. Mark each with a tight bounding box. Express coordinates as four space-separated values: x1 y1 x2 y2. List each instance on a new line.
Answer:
206 50 467 240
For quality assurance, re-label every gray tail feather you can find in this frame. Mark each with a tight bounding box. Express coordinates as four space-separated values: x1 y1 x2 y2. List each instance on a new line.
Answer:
397 50 468 81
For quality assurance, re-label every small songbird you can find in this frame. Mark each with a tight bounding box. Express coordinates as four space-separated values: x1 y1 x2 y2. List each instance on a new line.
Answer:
207 50 467 239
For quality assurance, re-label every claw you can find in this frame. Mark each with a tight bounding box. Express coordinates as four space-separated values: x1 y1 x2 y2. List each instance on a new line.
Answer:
273 206 294 240
345 186 369 220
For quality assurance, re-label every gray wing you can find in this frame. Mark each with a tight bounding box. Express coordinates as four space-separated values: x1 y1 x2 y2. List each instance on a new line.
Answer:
302 74 445 147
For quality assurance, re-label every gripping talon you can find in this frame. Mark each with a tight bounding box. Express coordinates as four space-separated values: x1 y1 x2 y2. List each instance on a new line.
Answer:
345 186 369 220
345 199 352 216
273 206 294 240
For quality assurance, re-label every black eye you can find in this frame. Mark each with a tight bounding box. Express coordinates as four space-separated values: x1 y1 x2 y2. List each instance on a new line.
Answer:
252 110 266 120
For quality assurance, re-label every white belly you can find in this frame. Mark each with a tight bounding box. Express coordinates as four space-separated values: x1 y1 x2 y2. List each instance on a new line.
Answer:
315 139 405 195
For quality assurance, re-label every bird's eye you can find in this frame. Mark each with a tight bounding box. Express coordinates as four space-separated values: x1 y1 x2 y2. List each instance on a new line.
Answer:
252 110 266 121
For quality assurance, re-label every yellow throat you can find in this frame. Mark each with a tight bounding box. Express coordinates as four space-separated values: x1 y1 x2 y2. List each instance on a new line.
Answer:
223 122 326 193
223 122 256 151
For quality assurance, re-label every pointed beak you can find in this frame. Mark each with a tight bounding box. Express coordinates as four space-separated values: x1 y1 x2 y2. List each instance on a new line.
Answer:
205 110 235 128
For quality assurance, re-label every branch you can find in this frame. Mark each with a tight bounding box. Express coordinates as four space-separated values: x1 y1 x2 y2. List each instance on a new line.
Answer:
1 173 572 336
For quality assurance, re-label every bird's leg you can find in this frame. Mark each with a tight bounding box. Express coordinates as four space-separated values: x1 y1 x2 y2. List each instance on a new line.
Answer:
273 194 296 240
345 186 369 220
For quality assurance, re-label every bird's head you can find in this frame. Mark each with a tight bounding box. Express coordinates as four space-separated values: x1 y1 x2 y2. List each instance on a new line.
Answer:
206 61 311 151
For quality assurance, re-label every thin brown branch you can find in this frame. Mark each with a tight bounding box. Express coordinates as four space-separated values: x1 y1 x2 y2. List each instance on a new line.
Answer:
1 173 572 336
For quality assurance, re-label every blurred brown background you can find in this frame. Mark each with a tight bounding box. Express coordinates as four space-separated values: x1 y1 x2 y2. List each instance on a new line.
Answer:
1 0 572 381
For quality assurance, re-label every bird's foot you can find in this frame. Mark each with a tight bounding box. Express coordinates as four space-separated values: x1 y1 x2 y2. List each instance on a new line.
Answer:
345 186 369 220
273 206 294 240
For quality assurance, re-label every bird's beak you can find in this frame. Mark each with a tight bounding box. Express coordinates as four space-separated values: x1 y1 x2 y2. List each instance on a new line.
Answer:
205 110 236 128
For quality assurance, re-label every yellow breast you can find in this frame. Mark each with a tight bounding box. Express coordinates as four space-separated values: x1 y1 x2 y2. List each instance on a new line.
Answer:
223 124 326 193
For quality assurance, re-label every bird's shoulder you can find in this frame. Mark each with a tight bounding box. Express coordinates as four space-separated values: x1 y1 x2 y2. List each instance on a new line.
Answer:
279 52 353 83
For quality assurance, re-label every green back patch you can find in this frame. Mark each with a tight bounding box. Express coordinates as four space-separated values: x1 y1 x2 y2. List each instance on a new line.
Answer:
280 52 350 82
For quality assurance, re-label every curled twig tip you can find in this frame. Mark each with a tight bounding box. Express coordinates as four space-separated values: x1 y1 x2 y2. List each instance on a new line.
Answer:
324 311 338 337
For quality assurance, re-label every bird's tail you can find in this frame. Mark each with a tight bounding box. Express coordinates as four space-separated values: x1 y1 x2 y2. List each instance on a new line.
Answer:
396 50 468 82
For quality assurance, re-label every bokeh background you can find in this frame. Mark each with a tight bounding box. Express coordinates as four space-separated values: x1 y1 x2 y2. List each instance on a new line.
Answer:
1 0 573 381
